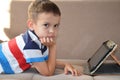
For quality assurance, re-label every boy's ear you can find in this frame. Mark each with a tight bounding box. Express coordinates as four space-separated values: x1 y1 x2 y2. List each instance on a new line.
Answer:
27 19 34 30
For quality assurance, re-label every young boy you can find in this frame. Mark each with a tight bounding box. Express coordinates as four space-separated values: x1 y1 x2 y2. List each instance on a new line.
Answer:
0 0 80 76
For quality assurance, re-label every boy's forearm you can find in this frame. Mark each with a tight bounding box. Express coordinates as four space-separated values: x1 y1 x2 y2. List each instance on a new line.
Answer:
46 44 57 75
56 60 67 69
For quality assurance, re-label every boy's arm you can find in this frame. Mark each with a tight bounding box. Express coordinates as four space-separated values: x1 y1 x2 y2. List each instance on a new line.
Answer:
32 39 56 76
56 60 65 68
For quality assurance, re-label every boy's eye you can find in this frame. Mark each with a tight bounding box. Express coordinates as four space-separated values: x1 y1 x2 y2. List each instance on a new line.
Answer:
43 23 49 28
54 24 59 28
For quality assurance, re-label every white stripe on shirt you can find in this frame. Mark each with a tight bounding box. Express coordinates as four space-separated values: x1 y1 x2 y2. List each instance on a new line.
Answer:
23 49 43 59
15 35 25 55
0 63 3 73
1 42 23 73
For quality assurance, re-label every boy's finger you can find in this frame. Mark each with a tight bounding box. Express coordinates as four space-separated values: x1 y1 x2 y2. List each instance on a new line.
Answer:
48 37 55 45
70 69 75 76
43 37 46 43
77 70 82 76
46 37 50 43
74 69 78 76
64 68 68 74
50 37 53 42
40 38 43 43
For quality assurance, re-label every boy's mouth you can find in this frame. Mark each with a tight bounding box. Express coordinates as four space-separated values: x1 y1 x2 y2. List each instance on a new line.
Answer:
47 34 56 38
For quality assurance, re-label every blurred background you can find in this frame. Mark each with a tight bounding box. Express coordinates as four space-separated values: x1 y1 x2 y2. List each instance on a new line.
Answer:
0 0 120 60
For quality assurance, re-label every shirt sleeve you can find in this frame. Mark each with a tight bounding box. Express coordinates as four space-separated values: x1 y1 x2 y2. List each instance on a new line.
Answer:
23 41 49 63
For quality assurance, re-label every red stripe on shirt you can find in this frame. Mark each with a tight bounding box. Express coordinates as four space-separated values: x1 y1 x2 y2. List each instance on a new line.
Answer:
8 38 31 71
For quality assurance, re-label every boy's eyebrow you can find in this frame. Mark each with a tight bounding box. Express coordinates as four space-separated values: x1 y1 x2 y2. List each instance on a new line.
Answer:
44 22 60 25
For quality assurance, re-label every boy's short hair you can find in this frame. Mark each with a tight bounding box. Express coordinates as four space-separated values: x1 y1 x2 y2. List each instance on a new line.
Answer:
28 0 61 21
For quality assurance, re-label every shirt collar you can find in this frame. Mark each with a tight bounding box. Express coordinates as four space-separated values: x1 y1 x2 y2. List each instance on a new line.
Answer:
28 30 42 49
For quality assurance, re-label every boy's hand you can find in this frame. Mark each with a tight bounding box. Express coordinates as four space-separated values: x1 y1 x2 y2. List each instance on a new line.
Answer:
40 37 56 46
64 63 81 76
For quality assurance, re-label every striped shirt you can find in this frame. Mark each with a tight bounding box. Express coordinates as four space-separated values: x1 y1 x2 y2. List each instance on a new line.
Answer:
0 30 49 74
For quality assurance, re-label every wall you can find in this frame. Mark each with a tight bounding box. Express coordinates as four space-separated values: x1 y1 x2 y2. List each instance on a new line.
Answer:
3 0 120 59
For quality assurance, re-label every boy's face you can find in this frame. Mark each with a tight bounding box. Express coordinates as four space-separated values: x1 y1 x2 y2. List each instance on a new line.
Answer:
28 12 61 40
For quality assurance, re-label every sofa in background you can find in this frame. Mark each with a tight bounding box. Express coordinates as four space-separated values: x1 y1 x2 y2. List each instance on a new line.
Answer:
0 59 120 80
0 0 120 80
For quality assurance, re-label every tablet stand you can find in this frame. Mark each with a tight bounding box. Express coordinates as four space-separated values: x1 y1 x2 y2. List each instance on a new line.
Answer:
110 46 120 66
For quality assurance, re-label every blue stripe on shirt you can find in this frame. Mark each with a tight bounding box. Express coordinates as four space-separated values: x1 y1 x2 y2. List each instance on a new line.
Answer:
26 55 49 63
44 55 48 60
0 44 14 74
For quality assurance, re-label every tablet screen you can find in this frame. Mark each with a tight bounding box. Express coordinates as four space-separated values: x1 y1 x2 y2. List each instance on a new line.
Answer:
88 43 112 72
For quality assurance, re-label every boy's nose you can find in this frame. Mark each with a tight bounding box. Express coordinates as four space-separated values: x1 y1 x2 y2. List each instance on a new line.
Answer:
49 27 54 33
48 28 55 37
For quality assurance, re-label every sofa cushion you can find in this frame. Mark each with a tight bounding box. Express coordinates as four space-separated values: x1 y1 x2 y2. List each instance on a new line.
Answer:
94 75 120 80
0 73 33 80
32 65 93 80
32 73 93 80
0 68 38 80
